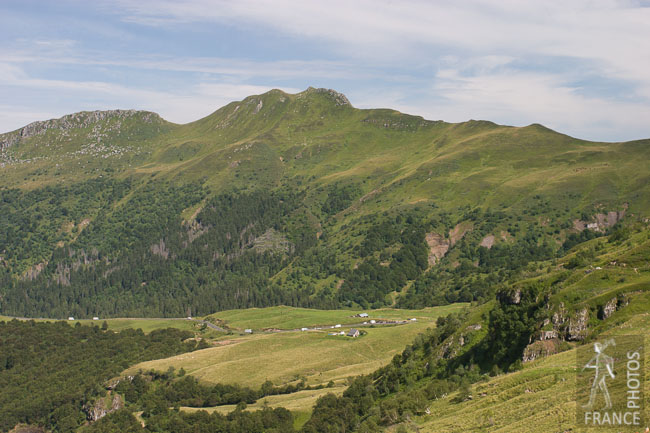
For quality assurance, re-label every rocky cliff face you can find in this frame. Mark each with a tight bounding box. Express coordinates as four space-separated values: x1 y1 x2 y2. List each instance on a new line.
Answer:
84 393 124 422
566 307 589 341
522 294 630 362
305 87 352 106
572 205 628 232
522 339 560 362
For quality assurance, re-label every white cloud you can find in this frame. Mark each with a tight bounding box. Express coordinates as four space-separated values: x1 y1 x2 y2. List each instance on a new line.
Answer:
110 0 650 70
101 0 650 140
0 44 364 81
427 67 650 141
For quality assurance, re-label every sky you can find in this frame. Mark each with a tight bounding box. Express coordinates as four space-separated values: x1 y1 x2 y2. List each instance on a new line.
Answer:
1 0 650 142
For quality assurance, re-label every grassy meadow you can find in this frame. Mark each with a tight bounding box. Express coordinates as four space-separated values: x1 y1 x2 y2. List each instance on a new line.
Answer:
125 305 465 392
181 387 347 430
206 304 467 331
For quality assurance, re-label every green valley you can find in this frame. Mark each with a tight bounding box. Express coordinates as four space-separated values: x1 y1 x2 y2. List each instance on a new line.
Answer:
1 88 650 433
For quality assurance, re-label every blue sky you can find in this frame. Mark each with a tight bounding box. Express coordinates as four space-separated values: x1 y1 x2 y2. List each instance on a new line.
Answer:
1 0 650 141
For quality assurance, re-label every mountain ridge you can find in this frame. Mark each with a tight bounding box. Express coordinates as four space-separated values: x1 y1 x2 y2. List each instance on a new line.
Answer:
1 88 599 143
0 109 166 150
0 87 649 319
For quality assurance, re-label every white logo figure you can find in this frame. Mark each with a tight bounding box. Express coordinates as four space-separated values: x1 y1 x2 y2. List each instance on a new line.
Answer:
583 339 616 409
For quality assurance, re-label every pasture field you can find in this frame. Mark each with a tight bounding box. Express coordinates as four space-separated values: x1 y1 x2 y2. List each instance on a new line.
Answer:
125 305 467 392
205 303 467 330
181 386 347 429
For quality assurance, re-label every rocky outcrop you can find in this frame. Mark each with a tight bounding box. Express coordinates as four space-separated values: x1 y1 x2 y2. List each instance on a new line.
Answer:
0 110 161 150
185 219 209 244
425 232 450 266
551 303 567 328
306 87 351 106
0 131 21 150
449 222 473 246
601 297 617 320
597 294 629 320
21 262 48 281
151 239 171 259
523 339 560 363
538 330 558 340
479 235 495 249
252 228 293 254
440 336 458 359
567 308 589 341
573 205 627 232
424 223 473 267
497 288 522 305
54 263 71 286
524 292 632 363
253 99 263 114
84 393 123 422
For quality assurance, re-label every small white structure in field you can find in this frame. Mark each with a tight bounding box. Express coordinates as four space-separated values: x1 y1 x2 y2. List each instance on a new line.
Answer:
301 327 308 331
358 313 369 318
370 320 376 324
244 329 253 334
363 321 368 325
93 317 99 321
410 318 417 322
68 317 75 321
187 316 192 320
339 331 345 335
334 324 341 328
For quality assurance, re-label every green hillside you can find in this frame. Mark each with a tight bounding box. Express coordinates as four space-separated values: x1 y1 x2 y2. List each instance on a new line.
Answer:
0 87 649 319
2 206 649 432
300 225 650 432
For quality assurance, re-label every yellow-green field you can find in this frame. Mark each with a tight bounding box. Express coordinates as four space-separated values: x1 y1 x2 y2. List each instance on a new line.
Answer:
125 305 465 390
206 304 467 330
182 386 347 429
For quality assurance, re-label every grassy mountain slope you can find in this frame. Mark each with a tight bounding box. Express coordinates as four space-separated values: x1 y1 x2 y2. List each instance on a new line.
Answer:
299 224 650 432
0 88 649 318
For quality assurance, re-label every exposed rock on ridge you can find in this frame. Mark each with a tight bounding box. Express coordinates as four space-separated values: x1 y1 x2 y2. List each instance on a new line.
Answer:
83 393 124 422
0 109 162 150
301 87 352 107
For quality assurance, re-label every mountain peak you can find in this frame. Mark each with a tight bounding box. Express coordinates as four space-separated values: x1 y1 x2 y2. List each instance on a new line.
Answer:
298 87 352 107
